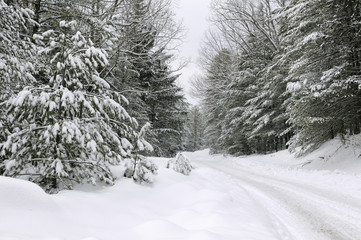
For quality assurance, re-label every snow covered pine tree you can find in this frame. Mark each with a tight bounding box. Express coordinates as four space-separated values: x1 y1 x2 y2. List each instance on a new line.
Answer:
0 20 153 192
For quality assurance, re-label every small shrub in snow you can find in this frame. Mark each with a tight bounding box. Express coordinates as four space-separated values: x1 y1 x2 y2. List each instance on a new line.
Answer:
124 157 158 184
124 123 158 184
167 152 192 175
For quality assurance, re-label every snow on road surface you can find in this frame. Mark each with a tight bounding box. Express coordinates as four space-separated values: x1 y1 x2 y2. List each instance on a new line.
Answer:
1 137 361 240
184 149 361 240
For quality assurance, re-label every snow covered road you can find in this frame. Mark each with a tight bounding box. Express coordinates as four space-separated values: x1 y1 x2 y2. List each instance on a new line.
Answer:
185 150 361 240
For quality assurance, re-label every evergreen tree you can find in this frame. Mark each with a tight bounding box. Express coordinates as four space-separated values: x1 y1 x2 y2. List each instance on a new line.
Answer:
144 51 187 157
199 48 235 154
238 1 290 153
0 21 145 192
183 105 206 151
105 0 186 157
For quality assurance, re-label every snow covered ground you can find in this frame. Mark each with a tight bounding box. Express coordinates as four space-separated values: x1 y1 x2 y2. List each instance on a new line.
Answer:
1 136 361 240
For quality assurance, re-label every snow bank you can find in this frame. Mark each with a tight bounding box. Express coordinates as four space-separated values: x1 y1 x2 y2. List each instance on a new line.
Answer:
299 134 361 174
0 177 67 240
0 158 279 240
0 176 53 209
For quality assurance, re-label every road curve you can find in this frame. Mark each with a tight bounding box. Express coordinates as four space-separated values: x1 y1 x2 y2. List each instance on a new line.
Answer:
198 160 361 240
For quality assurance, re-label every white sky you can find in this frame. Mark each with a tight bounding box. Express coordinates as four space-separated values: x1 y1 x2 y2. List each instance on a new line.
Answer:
173 0 213 105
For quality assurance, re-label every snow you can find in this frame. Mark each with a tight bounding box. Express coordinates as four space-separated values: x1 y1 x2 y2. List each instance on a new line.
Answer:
0 177 65 240
0 159 278 240
286 81 302 92
14 90 31 106
92 75 110 89
301 32 326 46
52 122 60 135
182 138 361 239
61 88 75 105
55 159 66 177
1 136 361 240
0 59 5 69
167 152 193 175
86 139 97 152
5 159 16 171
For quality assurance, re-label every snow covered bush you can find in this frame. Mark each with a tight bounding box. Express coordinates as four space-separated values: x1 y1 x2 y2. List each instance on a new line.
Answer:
124 123 157 184
167 152 193 175
125 158 158 184
0 20 144 192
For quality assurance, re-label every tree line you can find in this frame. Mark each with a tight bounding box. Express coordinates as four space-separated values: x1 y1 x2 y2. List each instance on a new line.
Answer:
194 0 361 156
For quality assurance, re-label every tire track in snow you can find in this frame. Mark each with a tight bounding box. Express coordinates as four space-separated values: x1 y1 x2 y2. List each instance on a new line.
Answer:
200 161 361 240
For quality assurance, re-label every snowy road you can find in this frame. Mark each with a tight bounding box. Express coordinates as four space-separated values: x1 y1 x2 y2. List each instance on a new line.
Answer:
186 151 361 240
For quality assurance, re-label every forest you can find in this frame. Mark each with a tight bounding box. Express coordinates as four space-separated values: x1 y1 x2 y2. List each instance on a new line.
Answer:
193 0 361 156
1 0 361 193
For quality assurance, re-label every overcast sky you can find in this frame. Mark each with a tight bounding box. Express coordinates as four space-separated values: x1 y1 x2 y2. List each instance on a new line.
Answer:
173 0 213 105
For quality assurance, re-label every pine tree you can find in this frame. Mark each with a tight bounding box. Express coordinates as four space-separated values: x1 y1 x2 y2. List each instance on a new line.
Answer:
143 51 187 157
0 21 143 192
200 48 234 154
104 0 154 125
105 0 186 157
183 106 206 151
